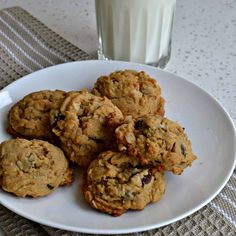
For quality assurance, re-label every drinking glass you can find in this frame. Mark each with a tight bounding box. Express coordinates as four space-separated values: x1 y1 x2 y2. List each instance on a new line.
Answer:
95 0 176 68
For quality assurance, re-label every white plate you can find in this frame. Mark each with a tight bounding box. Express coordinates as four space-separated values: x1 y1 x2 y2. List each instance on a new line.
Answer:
0 60 235 234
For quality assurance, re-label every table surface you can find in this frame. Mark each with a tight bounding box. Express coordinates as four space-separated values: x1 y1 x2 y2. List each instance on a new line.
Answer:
0 1 235 235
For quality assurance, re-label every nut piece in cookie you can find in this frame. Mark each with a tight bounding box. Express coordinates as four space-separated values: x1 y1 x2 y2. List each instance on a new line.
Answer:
115 115 197 175
0 138 73 198
83 151 166 216
7 90 67 142
49 91 124 167
92 70 165 118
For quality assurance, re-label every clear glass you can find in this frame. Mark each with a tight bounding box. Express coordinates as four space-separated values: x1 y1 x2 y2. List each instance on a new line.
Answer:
95 0 176 68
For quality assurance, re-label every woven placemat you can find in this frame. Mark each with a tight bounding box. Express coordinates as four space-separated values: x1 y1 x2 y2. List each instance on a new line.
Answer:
0 6 235 236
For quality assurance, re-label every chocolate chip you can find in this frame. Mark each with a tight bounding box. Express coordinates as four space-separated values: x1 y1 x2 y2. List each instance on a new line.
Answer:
43 148 49 156
181 144 186 157
135 120 144 129
141 171 152 187
47 184 54 190
54 113 65 123
171 143 176 152
91 137 104 144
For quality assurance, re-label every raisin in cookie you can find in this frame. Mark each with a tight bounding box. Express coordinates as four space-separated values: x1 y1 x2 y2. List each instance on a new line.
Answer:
92 70 165 118
115 115 197 175
8 90 67 141
0 138 73 197
50 91 124 167
83 151 165 216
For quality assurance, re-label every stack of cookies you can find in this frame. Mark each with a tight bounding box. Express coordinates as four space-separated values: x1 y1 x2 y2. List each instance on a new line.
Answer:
0 70 196 216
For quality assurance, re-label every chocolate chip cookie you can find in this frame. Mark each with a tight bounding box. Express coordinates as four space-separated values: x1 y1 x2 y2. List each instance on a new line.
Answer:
92 70 165 118
115 115 197 175
50 90 124 167
83 151 166 216
0 138 73 197
7 90 67 141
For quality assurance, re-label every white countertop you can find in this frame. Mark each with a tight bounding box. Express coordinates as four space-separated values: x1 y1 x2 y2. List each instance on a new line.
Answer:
0 0 235 124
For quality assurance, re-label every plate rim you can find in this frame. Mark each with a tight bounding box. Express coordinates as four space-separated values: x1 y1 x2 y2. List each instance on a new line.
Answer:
0 60 236 234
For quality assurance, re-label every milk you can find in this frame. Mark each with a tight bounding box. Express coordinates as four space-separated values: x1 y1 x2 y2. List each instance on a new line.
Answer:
96 0 176 67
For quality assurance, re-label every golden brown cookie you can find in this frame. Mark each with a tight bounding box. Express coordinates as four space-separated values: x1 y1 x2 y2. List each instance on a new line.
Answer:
49 90 124 167
83 151 166 216
92 70 165 118
60 168 74 186
0 138 72 197
7 90 67 141
115 115 197 175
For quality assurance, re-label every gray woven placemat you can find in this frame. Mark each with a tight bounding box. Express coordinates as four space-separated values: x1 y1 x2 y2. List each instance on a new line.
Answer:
0 6 235 236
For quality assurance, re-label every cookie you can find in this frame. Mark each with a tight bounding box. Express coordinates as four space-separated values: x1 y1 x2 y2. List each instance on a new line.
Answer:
7 90 67 141
83 151 166 216
0 138 72 197
92 70 165 118
60 168 74 186
49 90 124 167
115 115 197 175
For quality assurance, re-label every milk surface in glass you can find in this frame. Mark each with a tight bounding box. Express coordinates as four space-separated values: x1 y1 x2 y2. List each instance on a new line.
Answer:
96 0 176 68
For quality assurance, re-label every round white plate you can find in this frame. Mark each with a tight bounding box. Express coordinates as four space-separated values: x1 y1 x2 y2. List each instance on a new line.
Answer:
0 60 235 234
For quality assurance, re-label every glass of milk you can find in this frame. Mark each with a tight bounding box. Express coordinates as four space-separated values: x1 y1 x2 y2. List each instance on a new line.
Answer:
95 0 176 68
